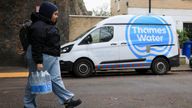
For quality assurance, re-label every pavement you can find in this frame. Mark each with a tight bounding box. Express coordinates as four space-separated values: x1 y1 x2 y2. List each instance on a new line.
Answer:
171 64 192 71
0 65 191 78
0 66 28 78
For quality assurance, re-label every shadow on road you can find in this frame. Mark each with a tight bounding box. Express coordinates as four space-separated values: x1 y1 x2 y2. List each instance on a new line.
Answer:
61 70 178 78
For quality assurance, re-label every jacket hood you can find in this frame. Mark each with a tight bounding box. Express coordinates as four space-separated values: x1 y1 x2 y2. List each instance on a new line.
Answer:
31 12 55 25
39 2 58 19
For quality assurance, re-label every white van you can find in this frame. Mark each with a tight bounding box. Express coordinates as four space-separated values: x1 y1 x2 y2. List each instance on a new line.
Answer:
60 15 180 77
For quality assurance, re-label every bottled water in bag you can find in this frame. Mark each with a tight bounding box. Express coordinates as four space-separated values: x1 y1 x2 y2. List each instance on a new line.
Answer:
30 70 52 94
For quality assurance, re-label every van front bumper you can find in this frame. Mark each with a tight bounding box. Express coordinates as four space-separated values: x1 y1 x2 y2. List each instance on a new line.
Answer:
60 60 73 71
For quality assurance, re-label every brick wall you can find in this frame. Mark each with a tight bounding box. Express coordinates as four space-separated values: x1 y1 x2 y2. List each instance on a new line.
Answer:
111 0 192 15
127 0 192 9
69 15 107 41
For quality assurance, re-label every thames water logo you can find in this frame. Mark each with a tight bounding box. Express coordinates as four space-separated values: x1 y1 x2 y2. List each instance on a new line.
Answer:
125 16 173 61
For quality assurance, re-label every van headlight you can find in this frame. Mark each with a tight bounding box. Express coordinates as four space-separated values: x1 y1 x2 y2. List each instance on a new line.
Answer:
61 44 74 53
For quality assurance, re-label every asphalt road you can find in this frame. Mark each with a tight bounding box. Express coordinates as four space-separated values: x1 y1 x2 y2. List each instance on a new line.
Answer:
0 71 192 108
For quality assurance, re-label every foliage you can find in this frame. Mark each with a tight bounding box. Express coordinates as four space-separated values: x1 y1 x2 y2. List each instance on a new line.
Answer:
92 9 111 16
177 29 189 47
92 3 111 16
185 29 192 40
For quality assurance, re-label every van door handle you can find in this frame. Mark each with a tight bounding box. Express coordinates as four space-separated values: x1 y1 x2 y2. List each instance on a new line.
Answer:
121 42 127 45
111 43 117 46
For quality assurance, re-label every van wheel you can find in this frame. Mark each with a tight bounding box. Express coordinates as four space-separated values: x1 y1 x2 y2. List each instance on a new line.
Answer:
151 57 169 75
73 59 93 77
135 69 149 74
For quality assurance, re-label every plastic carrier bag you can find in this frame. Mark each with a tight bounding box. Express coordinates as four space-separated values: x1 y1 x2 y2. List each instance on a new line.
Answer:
29 70 52 94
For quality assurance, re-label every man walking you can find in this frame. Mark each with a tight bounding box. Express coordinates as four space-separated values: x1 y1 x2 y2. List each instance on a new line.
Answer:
23 1 82 108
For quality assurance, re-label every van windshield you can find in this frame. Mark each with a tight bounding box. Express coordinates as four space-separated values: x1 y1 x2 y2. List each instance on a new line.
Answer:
73 26 95 41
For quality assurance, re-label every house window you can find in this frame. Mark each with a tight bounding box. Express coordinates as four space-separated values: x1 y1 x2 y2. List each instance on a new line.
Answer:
183 23 192 40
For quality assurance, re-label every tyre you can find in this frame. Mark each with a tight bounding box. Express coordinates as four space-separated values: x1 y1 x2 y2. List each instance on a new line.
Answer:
73 59 94 77
135 69 149 74
151 57 170 75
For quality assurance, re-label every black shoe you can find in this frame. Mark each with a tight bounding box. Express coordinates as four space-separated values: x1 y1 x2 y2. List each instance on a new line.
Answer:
65 98 82 108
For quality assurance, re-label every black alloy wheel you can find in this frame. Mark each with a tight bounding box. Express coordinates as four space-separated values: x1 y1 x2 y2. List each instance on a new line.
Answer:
151 57 170 75
73 59 94 77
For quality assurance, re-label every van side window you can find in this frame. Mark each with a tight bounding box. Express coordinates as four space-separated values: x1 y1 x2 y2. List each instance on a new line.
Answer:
100 26 113 42
91 29 100 43
79 26 114 45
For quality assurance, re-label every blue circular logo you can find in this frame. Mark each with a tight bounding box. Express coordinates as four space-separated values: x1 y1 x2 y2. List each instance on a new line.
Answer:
125 16 173 61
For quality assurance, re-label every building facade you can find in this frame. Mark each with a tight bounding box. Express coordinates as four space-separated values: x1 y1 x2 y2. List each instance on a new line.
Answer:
111 0 192 30
111 0 129 15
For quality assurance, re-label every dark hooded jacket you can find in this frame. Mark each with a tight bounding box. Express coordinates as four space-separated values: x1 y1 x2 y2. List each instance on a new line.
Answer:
29 12 60 64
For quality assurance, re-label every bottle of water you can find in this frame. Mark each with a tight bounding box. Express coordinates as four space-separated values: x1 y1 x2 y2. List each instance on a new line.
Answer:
36 71 41 94
30 71 40 94
44 70 52 93
39 70 46 94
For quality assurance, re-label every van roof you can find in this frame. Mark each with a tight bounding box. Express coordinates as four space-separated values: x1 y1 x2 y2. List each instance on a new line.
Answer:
96 15 174 27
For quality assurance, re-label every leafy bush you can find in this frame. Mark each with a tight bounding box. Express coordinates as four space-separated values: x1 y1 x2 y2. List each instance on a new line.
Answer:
177 29 189 47
185 29 192 40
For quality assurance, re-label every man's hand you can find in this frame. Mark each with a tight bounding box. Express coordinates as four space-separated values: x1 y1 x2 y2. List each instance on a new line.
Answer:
37 64 43 71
